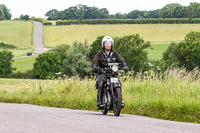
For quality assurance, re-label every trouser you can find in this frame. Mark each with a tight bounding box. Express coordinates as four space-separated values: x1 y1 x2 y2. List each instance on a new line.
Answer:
96 74 123 104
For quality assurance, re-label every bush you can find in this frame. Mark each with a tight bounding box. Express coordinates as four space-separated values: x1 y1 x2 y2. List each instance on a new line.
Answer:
114 34 151 72
0 50 15 78
62 42 91 77
51 44 70 64
11 70 34 79
163 31 200 70
43 22 52 25
33 51 62 79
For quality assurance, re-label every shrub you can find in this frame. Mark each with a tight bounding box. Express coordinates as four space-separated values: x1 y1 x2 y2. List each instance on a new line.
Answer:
33 51 62 79
43 22 52 25
0 50 15 78
62 42 91 77
11 70 34 79
163 31 200 70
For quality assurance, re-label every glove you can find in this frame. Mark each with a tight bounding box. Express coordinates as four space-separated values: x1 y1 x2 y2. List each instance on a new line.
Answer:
98 68 106 74
123 66 129 72
93 67 106 74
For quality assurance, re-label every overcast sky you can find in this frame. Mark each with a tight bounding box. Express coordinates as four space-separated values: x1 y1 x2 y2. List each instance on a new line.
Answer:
1 0 200 19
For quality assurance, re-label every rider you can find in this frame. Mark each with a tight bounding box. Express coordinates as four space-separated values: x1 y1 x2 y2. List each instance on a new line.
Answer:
92 36 129 107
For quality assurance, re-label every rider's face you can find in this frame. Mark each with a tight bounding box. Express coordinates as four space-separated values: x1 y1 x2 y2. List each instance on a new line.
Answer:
104 41 112 51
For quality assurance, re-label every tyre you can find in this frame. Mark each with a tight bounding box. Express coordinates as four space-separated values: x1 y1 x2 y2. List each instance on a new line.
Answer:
101 92 109 115
113 87 122 116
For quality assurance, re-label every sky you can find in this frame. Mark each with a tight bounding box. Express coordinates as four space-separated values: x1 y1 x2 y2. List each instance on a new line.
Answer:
1 0 200 19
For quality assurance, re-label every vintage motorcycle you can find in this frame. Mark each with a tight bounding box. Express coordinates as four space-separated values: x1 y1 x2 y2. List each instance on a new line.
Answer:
96 63 125 116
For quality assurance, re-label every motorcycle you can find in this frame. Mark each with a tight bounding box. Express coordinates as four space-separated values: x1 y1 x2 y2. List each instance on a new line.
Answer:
96 63 125 116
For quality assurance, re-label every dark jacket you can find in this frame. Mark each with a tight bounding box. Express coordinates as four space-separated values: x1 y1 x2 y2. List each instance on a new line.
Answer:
92 50 127 73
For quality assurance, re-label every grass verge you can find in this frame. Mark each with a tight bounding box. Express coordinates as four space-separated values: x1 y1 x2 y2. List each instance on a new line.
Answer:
0 68 200 123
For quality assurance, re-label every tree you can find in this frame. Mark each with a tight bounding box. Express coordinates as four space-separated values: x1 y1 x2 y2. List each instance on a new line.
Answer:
20 14 29 20
33 51 62 79
114 34 151 72
63 42 91 77
51 44 70 64
88 35 151 72
0 4 11 20
186 2 200 18
88 36 104 61
113 12 127 19
160 3 183 18
0 50 15 78
127 10 147 19
163 31 200 70
45 9 58 20
146 9 161 18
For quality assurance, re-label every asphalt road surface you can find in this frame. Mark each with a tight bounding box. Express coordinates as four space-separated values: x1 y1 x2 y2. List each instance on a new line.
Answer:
13 21 47 60
0 103 200 133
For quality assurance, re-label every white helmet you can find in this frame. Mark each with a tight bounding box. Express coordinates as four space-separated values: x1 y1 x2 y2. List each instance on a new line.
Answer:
101 36 114 48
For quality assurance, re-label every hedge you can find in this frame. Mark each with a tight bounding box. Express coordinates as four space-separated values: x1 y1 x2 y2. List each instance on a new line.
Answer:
0 42 17 49
56 18 200 25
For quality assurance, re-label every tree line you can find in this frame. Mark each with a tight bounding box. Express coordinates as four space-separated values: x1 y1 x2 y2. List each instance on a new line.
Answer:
45 3 200 20
1 2 200 21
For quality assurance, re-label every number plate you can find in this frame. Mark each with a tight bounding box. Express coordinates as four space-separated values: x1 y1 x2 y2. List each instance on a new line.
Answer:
111 78 119 83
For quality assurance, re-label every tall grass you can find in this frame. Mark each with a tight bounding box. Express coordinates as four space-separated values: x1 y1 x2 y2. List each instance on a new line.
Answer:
0 68 200 123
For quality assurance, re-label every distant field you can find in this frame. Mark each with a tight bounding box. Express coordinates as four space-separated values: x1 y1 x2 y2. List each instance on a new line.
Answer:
147 44 170 60
0 21 33 49
13 55 38 72
44 24 200 47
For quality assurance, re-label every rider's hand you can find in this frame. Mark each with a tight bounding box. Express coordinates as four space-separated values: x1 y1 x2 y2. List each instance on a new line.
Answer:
98 68 106 74
123 66 129 72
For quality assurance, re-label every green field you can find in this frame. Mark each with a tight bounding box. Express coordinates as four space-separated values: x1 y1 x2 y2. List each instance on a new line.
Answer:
2 22 200 71
0 68 199 123
44 24 200 47
0 21 33 49
13 55 38 72
146 44 170 59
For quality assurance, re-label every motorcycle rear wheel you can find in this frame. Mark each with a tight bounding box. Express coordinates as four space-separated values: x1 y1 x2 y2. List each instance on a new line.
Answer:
113 87 122 116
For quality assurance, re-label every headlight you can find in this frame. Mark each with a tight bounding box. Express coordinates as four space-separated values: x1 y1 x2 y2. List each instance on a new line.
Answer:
112 66 118 72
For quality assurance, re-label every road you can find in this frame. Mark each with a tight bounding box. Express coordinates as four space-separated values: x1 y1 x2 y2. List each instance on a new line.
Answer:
13 21 48 60
35 21 49 54
0 103 200 133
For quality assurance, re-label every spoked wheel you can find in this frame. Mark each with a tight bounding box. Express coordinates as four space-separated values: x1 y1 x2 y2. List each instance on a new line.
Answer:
113 87 122 116
101 93 109 115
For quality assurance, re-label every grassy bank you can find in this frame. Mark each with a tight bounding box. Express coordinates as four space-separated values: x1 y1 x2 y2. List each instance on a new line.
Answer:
0 68 200 123
0 21 33 49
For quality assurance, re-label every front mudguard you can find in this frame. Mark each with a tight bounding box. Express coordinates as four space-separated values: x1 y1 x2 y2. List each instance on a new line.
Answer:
113 82 121 89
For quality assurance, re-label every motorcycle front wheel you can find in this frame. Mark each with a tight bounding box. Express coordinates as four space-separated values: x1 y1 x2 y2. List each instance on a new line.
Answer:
101 92 109 115
113 87 122 116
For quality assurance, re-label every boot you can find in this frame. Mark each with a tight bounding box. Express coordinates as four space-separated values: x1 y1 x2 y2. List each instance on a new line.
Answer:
97 89 103 107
